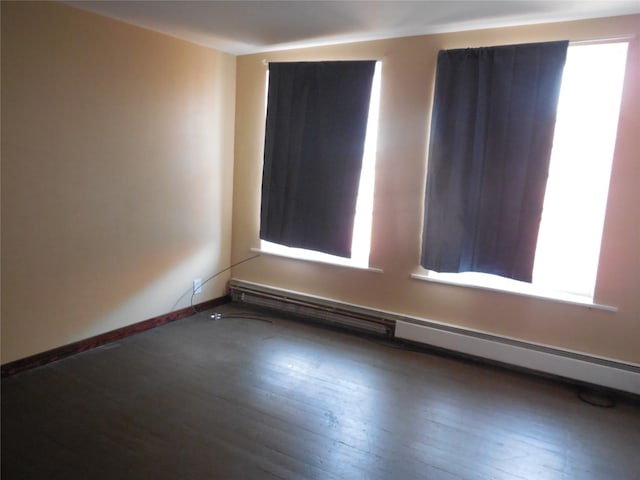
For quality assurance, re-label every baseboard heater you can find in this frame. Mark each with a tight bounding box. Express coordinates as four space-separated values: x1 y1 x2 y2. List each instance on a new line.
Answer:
229 279 394 336
229 279 640 396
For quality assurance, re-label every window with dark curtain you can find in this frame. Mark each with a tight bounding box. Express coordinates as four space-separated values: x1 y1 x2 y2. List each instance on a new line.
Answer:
421 41 568 282
260 61 376 258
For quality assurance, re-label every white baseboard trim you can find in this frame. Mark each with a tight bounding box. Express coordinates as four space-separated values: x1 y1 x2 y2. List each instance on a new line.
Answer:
395 320 640 395
229 279 640 396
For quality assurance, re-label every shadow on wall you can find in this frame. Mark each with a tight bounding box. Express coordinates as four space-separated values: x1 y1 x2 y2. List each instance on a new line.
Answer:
1 241 228 364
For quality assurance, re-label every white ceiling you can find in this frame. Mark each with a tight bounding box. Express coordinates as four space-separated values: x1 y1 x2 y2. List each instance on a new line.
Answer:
65 1 640 55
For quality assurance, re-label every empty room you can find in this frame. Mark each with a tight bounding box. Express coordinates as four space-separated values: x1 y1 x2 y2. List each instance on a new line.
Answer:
2 1 640 478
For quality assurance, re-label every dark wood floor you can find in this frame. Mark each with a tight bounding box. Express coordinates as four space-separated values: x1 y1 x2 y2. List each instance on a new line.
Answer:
3 303 640 480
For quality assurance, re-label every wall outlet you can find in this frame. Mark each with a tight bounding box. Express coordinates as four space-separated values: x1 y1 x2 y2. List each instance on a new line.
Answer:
193 278 202 295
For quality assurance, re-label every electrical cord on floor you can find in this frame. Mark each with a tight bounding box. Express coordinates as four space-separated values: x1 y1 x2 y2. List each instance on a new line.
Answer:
577 387 616 408
208 312 273 324
198 297 623 406
190 254 260 314
362 336 622 407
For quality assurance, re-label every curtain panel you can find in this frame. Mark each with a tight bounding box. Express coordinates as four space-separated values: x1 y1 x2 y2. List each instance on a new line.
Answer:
260 61 376 258
421 41 568 282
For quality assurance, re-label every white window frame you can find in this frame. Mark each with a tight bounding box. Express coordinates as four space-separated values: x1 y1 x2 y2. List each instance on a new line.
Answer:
414 39 629 311
257 61 383 272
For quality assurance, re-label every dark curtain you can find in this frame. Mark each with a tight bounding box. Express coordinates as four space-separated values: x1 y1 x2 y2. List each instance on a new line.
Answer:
260 61 376 258
421 41 568 282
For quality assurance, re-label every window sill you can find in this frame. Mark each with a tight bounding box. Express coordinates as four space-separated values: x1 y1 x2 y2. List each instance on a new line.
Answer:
411 271 617 312
251 248 384 273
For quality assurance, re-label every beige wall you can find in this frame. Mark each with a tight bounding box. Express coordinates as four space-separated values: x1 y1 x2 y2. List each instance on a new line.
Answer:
3 2 638 367
1 1 236 363
232 15 640 364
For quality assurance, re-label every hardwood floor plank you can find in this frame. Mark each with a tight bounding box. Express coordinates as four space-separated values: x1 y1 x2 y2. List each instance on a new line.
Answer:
2 303 639 479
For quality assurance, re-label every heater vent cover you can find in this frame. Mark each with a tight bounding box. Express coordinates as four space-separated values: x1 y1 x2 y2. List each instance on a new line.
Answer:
229 279 394 336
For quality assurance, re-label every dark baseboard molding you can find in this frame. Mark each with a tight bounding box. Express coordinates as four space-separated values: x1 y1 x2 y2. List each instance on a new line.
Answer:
1 295 231 378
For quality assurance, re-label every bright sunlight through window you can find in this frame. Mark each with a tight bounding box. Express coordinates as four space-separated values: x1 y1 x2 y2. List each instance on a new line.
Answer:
424 41 628 303
260 61 382 269
532 41 628 299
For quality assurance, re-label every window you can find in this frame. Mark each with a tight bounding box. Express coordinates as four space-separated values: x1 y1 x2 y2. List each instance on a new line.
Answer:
259 61 381 269
532 41 628 298
420 41 628 301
